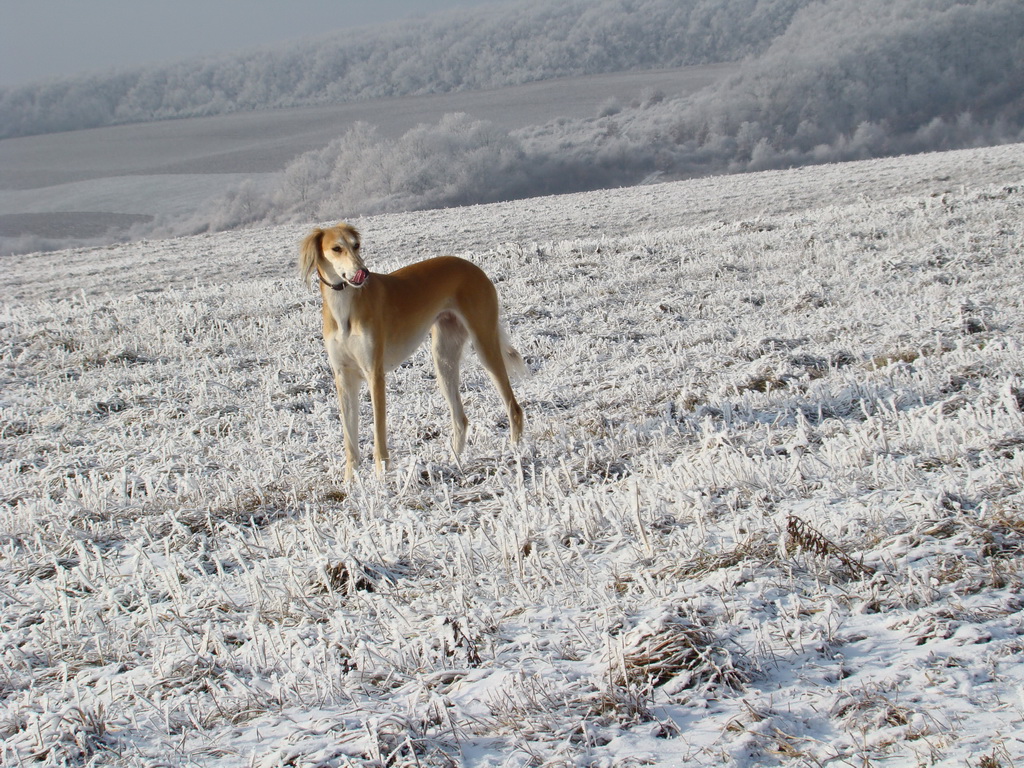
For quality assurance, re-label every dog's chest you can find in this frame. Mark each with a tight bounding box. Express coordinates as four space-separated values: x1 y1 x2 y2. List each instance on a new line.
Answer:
326 319 373 368
323 297 374 368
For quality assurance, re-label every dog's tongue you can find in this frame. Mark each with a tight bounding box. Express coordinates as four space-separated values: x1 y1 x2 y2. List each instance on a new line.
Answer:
351 269 369 286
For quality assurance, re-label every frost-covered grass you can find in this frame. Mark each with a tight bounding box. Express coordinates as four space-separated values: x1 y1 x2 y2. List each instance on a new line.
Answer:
2 145 1024 767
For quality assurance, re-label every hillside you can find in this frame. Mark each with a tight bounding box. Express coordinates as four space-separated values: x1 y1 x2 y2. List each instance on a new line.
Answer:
1 0 1021 258
0 65 734 250
0 0 805 139
2 0 1024 260
2 143 1024 766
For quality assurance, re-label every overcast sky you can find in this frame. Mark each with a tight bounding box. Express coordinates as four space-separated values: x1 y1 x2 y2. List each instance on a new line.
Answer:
0 0 507 88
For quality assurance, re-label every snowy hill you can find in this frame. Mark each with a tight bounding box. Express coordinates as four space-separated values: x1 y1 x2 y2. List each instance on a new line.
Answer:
2 143 1024 766
0 0 805 138
2 0 1022 256
0 65 734 252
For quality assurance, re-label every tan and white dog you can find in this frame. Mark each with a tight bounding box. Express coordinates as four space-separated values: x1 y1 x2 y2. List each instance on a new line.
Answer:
299 223 526 481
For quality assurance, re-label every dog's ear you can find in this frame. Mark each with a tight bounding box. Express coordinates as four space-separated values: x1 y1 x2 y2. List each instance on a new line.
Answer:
299 228 324 285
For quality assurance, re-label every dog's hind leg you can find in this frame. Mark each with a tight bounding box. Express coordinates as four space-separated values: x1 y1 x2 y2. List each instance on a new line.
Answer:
431 312 470 455
472 324 525 445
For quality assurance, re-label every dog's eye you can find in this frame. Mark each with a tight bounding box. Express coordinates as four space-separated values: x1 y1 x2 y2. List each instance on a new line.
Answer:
353 242 360 250
331 245 343 253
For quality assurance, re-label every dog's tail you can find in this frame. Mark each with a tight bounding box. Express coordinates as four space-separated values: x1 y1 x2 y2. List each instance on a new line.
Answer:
500 325 530 380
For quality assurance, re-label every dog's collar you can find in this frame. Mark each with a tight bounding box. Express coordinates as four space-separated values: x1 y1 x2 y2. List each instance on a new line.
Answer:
316 268 348 292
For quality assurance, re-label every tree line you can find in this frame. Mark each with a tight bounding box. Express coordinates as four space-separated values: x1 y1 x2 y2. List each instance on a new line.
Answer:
0 0 809 139
183 0 1023 233
3 0 1021 250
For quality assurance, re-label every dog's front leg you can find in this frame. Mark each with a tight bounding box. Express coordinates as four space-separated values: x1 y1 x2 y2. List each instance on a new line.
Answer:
335 367 362 482
368 366 389 476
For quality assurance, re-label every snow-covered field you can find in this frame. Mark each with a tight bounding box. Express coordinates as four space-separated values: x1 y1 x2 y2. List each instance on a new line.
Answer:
2 143 1024 767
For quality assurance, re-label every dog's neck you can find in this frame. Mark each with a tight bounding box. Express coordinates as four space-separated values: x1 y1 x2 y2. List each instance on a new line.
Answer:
317 270 348 292
321 278 347 292
321 273 358 324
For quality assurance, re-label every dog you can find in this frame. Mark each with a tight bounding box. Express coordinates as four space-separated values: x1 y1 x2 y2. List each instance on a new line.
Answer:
299 223 526 481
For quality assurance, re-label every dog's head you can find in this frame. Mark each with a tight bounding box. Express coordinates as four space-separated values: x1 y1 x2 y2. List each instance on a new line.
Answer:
299 223 370 290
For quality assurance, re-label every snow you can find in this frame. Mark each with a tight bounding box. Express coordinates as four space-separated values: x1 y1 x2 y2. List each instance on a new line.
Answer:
0 65 736 246
2 142 1024 767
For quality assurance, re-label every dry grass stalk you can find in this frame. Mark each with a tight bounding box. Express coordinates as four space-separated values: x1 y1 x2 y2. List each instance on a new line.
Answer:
612 612 747 694
787 514 875 577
